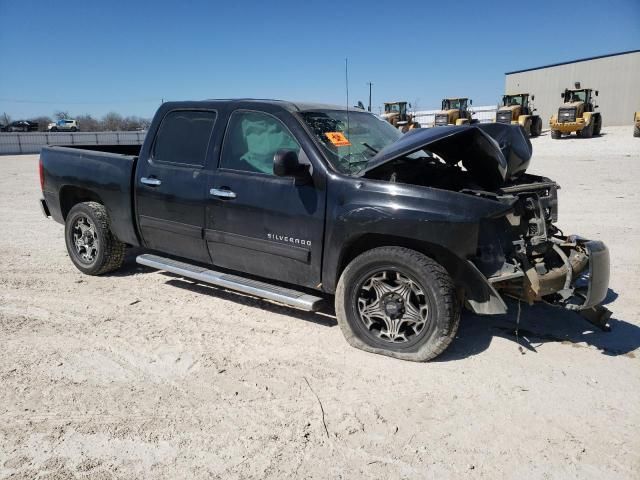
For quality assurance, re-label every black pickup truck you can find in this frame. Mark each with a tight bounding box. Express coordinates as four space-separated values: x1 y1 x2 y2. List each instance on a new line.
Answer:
39 99 611 361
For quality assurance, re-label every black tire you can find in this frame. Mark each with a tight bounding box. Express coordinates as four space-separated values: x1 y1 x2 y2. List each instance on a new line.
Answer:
523 118 532 137
335 246 460 362
580 121 594 138
531 117 542 137
593 115 602 136
634 125 640 138
51 127 58 132
64 201 125 275
70 127 77 132
551 129 562 139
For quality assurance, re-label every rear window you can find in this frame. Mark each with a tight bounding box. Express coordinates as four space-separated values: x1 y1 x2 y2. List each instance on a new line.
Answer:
153 110 217 167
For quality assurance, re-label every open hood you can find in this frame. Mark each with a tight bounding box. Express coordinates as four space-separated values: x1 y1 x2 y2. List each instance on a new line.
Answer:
359 123 532 190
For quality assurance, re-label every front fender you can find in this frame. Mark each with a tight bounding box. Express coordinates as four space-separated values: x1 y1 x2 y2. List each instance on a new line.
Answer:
518 115 531 127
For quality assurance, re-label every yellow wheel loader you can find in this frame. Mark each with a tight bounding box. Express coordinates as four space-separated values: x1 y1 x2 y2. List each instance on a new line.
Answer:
495 93 542 137
634 112 640 138
433 98 477 126
382 101 421 133
549 83 602 139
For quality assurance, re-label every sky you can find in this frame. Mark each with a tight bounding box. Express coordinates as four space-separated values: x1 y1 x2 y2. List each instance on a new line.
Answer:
1 0 638 120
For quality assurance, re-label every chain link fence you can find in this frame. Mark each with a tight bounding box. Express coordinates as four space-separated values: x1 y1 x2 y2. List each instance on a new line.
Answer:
0 131 146 155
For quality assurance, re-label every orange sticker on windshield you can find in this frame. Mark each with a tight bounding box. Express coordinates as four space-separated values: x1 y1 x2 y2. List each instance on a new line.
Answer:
324 131 351 147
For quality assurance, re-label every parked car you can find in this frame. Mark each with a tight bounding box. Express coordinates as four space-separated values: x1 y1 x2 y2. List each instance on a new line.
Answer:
38 99 611 362
7 120 39 132
0 123 6 132
48 119 79 132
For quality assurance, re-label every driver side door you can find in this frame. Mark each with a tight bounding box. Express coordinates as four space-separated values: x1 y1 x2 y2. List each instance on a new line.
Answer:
205 109 326 288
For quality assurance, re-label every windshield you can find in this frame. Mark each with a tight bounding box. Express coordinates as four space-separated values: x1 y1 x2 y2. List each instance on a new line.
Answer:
505 96 524 106
384 103 400 113
299 110 407 175
443 99 466 110
567 90 587 102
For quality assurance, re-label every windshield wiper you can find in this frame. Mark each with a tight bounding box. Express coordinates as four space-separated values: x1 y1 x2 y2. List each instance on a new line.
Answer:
362 142 378 154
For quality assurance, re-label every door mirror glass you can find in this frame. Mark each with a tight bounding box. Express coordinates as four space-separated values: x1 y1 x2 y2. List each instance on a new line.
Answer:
531 95 535 101
595 90 599 96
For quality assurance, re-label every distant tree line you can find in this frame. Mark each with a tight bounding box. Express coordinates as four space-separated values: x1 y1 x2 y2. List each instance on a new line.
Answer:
1 110 151 132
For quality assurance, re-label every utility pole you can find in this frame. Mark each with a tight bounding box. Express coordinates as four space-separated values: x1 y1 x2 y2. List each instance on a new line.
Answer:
366 82 373 112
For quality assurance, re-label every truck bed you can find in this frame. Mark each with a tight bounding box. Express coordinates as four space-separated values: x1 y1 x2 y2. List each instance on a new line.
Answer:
40 145 140 246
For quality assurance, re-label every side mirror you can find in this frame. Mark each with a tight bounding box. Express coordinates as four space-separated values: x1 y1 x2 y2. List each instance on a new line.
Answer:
273 150 310 185
595 90 599 96
561 92 564 98
469 99 473 105
531 95 535 101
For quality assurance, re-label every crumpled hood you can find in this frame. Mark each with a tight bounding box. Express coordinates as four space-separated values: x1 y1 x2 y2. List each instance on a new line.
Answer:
359 123 532 190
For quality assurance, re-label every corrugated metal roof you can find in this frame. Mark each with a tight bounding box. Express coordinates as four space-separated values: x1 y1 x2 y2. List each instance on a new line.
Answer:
505 49 640 75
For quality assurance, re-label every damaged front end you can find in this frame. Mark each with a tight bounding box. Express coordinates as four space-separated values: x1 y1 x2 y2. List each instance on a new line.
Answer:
360 123 611 328
474 179 611 329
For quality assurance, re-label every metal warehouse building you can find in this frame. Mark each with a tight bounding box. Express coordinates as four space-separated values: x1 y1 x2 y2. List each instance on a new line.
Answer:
505 50 640 127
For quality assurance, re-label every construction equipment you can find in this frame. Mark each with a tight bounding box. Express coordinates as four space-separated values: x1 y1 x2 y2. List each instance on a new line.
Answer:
550 83 602 139
382 101 421 132
634 112 640 137
434 98 477 126
495 93 542 137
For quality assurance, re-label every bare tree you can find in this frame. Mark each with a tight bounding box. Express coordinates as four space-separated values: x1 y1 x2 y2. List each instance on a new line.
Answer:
76 114 101 132
1 112 10 125
102 112 123 131
54 111 70 121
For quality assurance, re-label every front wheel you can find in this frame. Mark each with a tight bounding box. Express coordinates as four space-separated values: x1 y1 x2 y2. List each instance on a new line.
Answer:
634 125 640 137
593 115 602 136
335 247 460 362
551 129 562 139
64 201 125 275
580 121 594 138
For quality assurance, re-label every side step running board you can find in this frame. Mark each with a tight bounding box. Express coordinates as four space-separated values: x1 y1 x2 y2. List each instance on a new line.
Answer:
136 254 325 312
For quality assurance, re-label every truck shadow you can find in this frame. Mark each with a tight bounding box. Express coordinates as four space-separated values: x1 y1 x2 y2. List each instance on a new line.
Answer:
113 253 638 361
437 293 639 362
165 277 338 328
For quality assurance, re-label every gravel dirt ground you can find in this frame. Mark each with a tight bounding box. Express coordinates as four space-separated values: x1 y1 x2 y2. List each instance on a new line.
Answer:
1 126 639 479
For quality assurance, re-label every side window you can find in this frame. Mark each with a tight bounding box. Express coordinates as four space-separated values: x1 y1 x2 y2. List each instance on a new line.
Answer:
220 111 300 174
153 110 217 167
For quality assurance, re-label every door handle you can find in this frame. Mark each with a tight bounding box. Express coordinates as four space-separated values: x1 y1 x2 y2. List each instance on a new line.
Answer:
210 188 236 199
140 177 162 186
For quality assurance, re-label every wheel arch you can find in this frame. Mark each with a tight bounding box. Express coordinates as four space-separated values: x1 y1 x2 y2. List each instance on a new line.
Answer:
59 186 104 220
334 233 507 315
336 233 465 289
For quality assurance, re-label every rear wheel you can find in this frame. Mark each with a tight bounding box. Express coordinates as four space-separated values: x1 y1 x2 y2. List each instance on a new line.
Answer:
335 247 460 362
523 118 532 136
634 125 640 137
64 201 125 275
551 129 562 139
